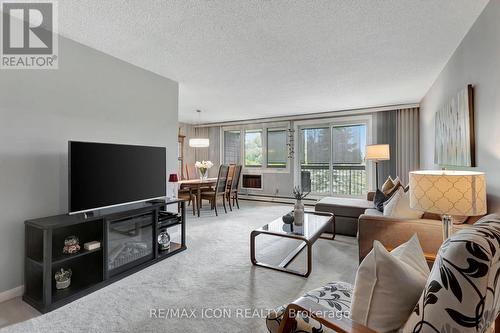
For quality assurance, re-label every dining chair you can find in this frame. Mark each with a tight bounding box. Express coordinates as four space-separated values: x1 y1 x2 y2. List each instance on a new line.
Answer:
185 163 213 210
174 172 196 215
185 164 198 180
228 164 236 182
225 164 236 210
200 165 230 216
227 165 242 210
177 187 197 215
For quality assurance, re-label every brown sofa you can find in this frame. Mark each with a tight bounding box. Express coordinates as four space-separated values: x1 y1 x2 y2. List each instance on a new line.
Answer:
358 207 478 262
315 192 478 262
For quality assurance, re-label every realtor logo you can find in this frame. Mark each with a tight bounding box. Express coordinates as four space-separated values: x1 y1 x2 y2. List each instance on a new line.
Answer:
1 0 58 69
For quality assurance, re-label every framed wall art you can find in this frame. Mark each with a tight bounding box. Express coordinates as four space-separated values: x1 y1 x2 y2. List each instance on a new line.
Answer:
434 84 476 167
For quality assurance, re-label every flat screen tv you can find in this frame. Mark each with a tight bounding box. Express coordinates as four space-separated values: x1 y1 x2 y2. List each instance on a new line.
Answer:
69 141 166 214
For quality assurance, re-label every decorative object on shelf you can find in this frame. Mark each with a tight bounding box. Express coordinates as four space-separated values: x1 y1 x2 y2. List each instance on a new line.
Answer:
435 84 475 167
409 170 486 240
286 127 295 159
195 160 213 180
189 110 210 147
168 173 179 199
293 186 310 226
158 229 171 251
54 268 72 290
63 235 80 254
282 212 294 224
365 144 390 190
83 241 101 251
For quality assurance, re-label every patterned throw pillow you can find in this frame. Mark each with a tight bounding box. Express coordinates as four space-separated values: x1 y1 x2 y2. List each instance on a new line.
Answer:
266 281 354 333
402 215 500 333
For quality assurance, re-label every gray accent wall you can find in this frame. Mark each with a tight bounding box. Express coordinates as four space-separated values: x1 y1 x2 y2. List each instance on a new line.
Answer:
419 0 500 212
0 36 179 293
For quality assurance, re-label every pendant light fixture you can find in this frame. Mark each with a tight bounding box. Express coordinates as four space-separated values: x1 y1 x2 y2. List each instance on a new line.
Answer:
189 110 210 148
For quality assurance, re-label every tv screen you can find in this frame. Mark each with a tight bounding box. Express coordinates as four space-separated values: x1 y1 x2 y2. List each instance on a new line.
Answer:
69 141 166 214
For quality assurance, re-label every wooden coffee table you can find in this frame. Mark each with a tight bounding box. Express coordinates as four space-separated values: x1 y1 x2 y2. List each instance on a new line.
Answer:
250 211 335 277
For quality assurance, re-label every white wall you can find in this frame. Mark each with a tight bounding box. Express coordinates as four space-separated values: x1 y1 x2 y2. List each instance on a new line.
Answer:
420 0 500 212
0 37 179 293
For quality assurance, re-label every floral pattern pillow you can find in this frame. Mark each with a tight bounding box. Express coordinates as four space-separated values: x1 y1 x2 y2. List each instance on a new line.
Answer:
266 281 353 333
402 214 500 333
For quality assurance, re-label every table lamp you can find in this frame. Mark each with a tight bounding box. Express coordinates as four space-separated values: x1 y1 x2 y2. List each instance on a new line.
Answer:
409 170 487 240
365 144 390 189
168 173 179 199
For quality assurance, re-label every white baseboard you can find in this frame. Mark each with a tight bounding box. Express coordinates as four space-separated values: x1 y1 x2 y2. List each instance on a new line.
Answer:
240 194 316 206
0 285 24 303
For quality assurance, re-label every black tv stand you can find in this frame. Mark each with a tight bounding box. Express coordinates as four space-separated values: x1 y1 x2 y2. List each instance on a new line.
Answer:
81 211 95 219
23 199 186 313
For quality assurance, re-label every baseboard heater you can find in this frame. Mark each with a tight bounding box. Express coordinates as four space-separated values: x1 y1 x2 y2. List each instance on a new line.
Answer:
239 193 317 207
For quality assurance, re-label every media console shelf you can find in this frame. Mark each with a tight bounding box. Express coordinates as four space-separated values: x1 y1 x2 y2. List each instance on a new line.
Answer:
24 199 186 313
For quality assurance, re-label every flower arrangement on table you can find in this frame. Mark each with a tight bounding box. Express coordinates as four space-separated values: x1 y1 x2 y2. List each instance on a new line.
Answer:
293 186 310 201
195 160 214 180
292 186 310 226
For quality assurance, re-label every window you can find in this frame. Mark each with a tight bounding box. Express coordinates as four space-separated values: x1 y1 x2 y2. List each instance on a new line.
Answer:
332 125 366 164
267 129 287 168
331 125 367 196
244 129 262 167
300 127 330 194
299 124 367 196
224 130 240 164
222 125 289 171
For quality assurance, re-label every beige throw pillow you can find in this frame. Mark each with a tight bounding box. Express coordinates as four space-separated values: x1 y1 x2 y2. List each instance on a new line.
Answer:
381 176 395 195
351 235 429 332
383 187 424 219
390 235 430 279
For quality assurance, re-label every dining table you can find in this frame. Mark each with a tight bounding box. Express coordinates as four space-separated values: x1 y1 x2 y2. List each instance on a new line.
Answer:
178 178 218 217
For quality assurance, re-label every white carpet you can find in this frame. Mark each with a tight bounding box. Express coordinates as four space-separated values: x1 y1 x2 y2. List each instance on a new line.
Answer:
1 201 358 333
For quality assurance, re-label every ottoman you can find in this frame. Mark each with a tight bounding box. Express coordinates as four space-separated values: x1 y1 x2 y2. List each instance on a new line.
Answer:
315 197 374 236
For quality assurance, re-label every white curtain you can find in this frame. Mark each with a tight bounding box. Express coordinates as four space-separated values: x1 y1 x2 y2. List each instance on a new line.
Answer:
396 108 419 184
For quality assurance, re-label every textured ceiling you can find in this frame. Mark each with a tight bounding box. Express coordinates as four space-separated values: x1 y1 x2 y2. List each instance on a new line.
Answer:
57 0 489 123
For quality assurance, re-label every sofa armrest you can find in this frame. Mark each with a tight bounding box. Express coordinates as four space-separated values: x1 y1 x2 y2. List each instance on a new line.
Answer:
358 214 445 262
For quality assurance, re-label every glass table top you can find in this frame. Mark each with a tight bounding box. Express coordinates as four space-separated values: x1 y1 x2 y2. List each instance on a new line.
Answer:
259 211 333 240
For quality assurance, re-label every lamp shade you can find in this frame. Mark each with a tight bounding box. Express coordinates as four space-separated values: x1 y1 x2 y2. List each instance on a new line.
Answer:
365 144 390 161
168 173 179 182
409 170 487 216
189 138 210 148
